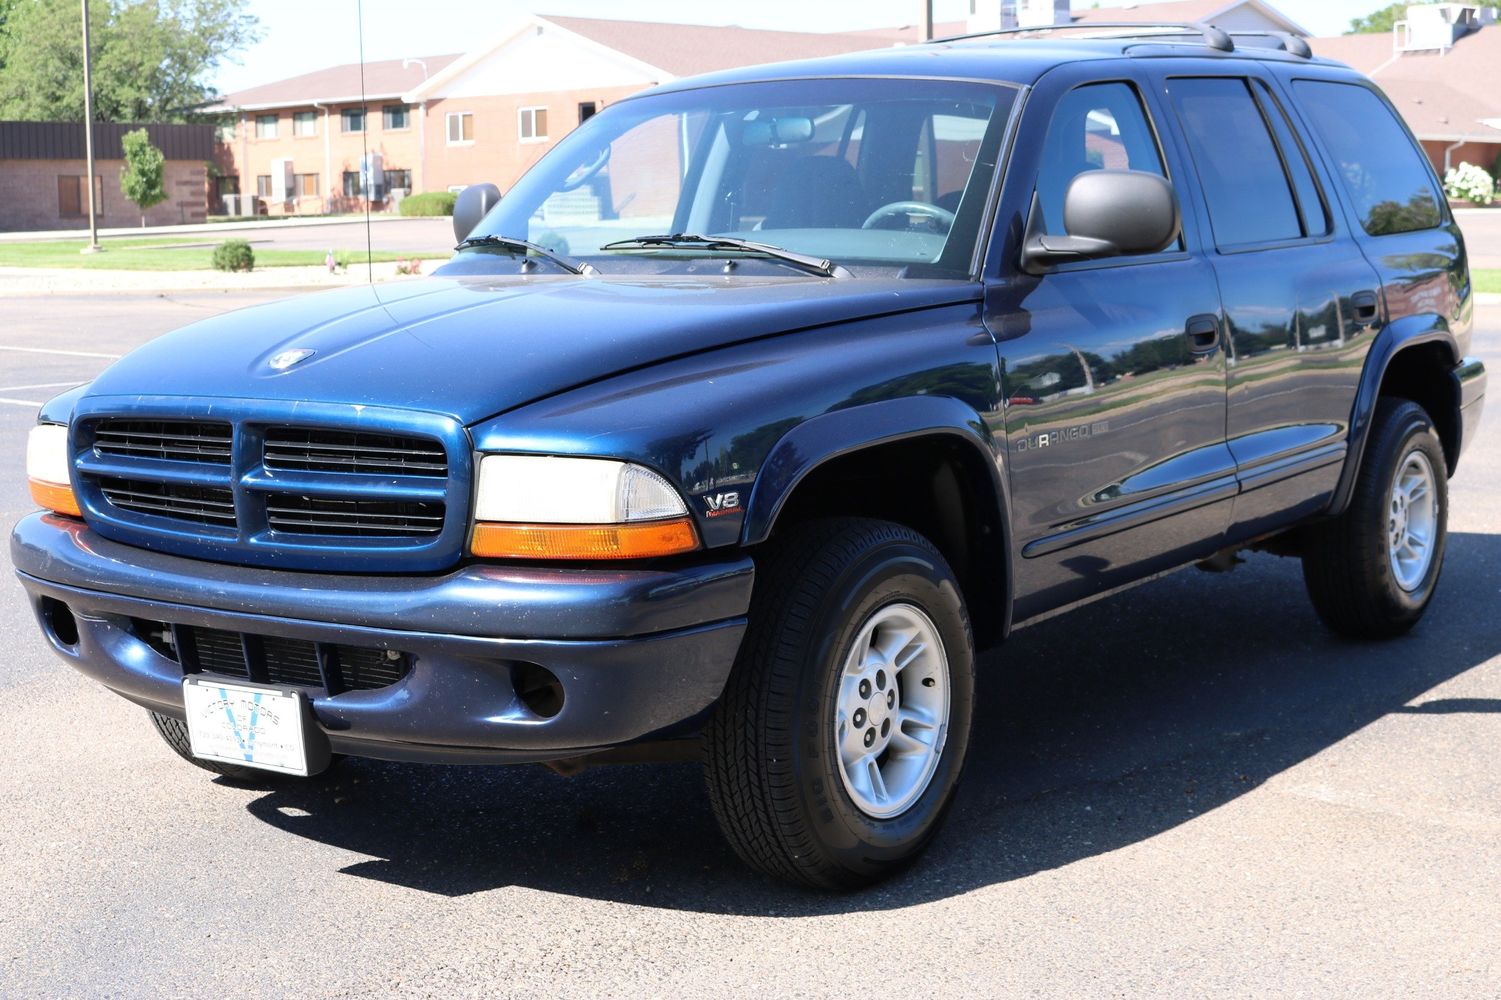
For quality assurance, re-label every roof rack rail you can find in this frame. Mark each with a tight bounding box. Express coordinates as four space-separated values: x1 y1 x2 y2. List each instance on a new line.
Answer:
1226 30 1313 58
928 20 1235 53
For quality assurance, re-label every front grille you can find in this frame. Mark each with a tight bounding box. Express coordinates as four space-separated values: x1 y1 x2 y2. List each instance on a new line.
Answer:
266 495 445 537
146 622 411 693
264 428 448 478
99 478 236 527
94 419 232 465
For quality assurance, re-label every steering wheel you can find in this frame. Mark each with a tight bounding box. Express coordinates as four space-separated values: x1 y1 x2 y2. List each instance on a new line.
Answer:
861 200 956 231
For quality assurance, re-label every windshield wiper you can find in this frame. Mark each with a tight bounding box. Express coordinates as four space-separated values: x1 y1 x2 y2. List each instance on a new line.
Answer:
453 234 596 275
598 233 845 278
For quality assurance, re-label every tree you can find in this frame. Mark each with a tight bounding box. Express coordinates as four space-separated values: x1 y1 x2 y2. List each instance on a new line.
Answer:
119 127 165 225
0 0 259 122
1348 0 1501 33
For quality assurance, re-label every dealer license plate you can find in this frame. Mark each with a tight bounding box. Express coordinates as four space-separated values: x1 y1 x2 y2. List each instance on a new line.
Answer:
182 678 309 776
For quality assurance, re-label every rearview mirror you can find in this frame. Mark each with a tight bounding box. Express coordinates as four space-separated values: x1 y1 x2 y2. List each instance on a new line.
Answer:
1021 170 1181 273
452 183 502 243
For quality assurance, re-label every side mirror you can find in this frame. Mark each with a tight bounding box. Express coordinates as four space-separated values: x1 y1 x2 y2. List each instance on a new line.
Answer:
1021 170 1181 273
452 183 502 243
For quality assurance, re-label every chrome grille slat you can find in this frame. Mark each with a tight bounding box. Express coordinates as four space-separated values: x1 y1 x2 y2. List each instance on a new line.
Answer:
266 494 445 537
99 478 237 527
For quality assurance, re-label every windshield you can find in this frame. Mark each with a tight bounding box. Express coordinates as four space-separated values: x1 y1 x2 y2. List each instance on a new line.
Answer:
444 77 1018 279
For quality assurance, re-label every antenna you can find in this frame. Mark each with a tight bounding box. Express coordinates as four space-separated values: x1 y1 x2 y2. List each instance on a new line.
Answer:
357 0 373 283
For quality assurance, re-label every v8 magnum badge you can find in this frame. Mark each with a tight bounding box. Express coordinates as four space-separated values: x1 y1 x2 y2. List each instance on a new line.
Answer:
702 491 741 517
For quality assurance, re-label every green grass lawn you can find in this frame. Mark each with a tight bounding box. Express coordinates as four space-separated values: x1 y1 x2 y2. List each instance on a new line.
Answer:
0 237 449 271
1473 268 1501 294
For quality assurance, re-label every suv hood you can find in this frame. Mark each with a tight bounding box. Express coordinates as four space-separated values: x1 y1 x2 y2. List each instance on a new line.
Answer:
85 274 978 425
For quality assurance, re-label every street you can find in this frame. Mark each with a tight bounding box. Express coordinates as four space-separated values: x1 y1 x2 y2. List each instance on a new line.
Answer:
0 291 1497 998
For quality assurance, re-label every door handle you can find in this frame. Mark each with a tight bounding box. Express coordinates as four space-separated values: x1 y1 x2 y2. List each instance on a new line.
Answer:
1185 314 1220 354
1351 290 1380 326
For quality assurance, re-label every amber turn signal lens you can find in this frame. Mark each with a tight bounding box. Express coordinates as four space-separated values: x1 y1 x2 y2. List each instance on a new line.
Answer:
470 517 700 560
28 478 81 518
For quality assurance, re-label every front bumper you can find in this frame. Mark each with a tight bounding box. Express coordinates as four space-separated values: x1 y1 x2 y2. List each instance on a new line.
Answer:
11 513 752 764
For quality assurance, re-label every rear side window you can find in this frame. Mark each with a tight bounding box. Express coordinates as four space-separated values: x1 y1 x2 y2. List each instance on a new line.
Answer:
1253 81 1329 238
1035 82 1167 239
1168 77 1302 248
1292 80 1442 236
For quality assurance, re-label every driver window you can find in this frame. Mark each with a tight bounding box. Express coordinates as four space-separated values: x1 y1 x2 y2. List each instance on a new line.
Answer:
1036 82 1167 240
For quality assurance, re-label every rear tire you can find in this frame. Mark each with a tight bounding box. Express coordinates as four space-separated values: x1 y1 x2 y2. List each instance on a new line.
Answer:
703 518 975 889
1301 398 1448 638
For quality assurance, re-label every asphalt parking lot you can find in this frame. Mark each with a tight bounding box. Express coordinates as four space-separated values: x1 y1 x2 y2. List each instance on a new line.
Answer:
0 290 1497 998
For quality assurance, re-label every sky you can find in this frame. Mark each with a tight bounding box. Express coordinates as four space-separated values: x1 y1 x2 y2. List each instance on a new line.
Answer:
212 0 1396 95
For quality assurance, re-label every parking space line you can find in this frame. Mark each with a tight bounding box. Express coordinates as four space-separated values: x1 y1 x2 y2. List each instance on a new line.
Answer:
0 396 42 407
0 382 83 393
0 345 121 359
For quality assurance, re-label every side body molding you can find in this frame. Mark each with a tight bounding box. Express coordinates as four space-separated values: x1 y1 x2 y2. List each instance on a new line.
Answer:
1327 313 1459 517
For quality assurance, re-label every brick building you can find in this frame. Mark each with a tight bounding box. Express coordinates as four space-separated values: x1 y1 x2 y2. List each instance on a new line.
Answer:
207 14 886 213
0 121 212 232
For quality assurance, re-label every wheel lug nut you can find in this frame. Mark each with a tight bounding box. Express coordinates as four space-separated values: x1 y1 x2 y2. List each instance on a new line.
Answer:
881 719 890 737
887 690 896 708
876 670 887 690
853 708 866 726
864 729 875 747
922 677 935 687
858 680 871 698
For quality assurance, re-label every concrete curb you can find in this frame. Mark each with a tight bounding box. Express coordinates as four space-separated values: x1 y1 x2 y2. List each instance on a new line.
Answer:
0 214 438 244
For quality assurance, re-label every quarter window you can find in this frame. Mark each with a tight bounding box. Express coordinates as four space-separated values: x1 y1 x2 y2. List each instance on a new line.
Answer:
1292 80 1442 236
1035 82 1168 244
1168 77 1302 248
446 112 473 144
518 106 548 142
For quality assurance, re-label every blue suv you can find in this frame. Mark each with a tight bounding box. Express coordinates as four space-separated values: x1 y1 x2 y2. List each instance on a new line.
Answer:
13 24 1487 887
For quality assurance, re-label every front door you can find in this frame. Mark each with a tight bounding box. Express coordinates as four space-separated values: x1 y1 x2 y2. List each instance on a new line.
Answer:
987 69 1235 622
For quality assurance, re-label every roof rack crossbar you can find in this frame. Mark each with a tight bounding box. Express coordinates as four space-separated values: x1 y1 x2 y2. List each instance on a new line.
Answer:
928 20 1235 53
1225 30 1312 58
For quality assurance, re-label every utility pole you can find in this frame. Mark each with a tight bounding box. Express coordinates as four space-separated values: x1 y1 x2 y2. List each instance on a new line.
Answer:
79 0 102 253
919 0 935 41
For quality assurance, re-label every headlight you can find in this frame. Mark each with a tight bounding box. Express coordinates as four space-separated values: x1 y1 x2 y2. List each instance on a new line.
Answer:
26 423 81 517
470 455 699 559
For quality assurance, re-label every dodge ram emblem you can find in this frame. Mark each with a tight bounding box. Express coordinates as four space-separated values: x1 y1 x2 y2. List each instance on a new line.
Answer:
269 348 315 371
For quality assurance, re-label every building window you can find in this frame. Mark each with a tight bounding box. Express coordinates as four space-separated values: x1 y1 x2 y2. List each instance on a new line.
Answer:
293 111 317 137
255 114 278 139
446 112 473 144
295 173 319 197
518 106 548 142
383 104 409 130
341 108 366 133
57 175 102 218
578 101 597 123
256 174 273 197
383 168 412 193
342 170 362 197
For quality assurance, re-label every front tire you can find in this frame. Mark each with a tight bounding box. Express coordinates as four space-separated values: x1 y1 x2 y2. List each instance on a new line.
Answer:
1301 398 1448 638
703 518 975 889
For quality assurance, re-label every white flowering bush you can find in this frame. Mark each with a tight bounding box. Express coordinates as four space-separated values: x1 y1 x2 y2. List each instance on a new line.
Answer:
1443 161 1495 206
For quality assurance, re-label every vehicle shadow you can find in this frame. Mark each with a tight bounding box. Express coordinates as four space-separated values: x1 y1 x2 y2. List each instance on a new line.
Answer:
242 530 1501 915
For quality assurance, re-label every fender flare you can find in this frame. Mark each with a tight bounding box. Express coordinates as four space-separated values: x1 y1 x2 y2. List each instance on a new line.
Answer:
1328 314 1459 516
740 395 1014 635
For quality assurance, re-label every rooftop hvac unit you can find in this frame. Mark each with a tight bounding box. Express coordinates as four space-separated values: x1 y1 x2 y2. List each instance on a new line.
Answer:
1396 3 1484 52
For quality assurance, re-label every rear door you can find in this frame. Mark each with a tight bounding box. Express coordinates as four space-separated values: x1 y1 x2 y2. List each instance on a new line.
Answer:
1153 67 1384 540
987 63 1235 621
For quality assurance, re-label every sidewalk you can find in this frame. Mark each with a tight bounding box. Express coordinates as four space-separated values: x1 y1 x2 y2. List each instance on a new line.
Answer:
0 260 430 295
0 214 430 244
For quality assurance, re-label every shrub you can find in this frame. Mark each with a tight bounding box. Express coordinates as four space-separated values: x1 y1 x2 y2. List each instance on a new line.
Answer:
398 191 458 217
211 239 254 272
1443 161 1495 206
394 257 424 275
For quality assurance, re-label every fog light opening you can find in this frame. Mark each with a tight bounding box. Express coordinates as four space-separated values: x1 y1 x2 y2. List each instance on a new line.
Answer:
41 597 79 647
512 661 565 719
